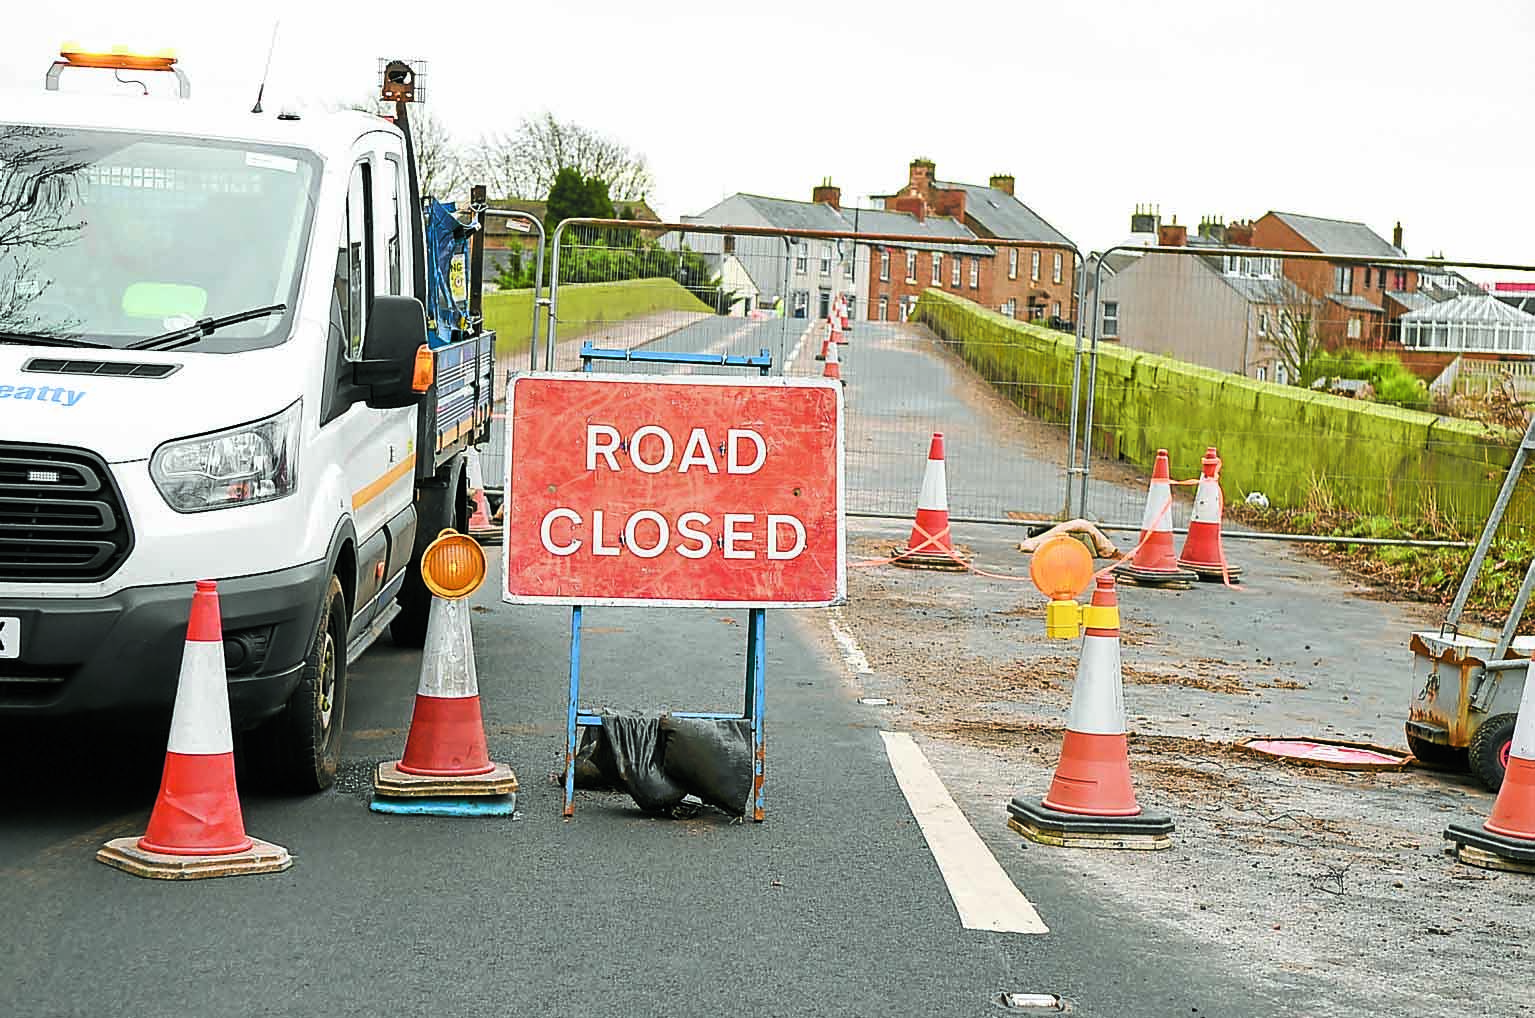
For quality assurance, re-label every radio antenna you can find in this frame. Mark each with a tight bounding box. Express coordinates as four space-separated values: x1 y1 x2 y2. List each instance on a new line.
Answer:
250 21 280 114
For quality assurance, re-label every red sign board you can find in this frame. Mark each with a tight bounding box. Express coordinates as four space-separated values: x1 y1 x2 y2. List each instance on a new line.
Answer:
501 374 845 608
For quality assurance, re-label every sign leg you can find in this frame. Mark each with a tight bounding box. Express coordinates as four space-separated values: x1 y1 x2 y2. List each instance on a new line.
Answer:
564 605 583 819
750 607 767 822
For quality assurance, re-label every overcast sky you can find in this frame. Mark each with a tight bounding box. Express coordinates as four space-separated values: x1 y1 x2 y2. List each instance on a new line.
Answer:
6 1 1532 275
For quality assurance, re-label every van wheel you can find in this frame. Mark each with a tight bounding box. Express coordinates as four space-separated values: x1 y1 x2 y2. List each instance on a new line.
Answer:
249 576 349 793
1469 714 1516 792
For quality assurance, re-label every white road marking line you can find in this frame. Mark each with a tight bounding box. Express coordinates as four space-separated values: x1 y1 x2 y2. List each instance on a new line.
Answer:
828 610 873 674
879 730 1049 935
786 323 815 370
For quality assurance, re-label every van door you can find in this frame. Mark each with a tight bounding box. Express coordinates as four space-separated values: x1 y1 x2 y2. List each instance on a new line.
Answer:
321 142 413 638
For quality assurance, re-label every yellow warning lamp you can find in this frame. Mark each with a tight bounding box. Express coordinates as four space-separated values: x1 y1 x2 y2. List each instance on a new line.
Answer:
59 42 179 72
1029 535 1095 639
421 528 486 600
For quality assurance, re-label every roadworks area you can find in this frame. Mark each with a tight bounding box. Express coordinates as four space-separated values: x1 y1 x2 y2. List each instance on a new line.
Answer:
811 519 1528 1018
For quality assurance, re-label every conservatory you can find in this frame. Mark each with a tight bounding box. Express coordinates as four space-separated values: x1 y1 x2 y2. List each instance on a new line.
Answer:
1400 295 1535 353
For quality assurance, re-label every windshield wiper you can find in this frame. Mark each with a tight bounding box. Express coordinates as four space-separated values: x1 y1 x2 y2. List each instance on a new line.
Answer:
127 304 288 352
0 332 112 349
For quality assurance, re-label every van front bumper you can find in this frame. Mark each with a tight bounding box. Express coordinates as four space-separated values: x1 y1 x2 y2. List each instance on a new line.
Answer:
0 560 329 725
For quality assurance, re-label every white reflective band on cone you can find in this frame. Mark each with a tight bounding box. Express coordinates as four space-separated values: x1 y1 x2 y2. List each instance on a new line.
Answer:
417 597 480 698
165 641 234 755
1064 635 1126 736
917 459 949 512
1191 479 1220 523
1511 672 1535 760
1140 482 1173 532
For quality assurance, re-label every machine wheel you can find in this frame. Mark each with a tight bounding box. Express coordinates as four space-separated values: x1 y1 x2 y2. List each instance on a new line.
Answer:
1405 729 1466 769
246 575 350 794
1468 714 1517 792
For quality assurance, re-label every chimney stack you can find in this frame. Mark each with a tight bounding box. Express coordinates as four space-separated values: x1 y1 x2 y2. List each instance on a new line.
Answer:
908 157 936 193
989 174 1015 196
1225 220 1255 247
1129 203 1160 236
1393 221 1404 251
1197 216 1227 244
891 196 926 223
1158 221 1188 247
812 178 842 210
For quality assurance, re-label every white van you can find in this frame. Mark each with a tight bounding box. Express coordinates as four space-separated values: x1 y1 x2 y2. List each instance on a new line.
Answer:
0 53 495 790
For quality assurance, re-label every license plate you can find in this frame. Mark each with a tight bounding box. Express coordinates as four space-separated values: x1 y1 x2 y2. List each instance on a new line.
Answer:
0 616 17 659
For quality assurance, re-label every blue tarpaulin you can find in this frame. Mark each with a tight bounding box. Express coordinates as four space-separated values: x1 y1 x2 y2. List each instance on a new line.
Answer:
424 200 473 348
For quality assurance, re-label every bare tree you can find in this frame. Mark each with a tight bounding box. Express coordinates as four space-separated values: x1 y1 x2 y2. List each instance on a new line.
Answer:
0 126 89 333
1267 290 1325 383
469 112 652 201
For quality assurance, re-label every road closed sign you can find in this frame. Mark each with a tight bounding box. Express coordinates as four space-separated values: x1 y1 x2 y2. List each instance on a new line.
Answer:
502 373 845 608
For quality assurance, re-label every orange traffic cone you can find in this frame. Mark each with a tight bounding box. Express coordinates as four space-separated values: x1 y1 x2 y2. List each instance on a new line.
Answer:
892 433 971 571
814 328 830 361
1009 574 1174 849
1117 449 1197 587
821 338 844 385
1177 447 1241 581
1446 677 1535 873
831 314 847 346
98 581 293 879
839 300 851 332
373 530 517 816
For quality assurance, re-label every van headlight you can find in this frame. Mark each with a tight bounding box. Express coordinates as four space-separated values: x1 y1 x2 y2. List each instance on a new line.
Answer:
150 400 301 513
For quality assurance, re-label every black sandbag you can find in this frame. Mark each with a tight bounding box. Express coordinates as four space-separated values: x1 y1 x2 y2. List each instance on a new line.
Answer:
660 715 754 817
570 723 620 790
601 714 686 813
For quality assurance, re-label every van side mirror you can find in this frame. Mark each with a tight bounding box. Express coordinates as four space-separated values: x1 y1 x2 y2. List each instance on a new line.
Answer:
353 295 429 409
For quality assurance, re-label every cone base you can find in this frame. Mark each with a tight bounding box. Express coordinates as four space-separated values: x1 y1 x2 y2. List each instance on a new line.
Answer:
370 792 518 817
1444 821 1535 872
1008 798 1173 851
891 544 971 571
374 760 518 798
1178 557 1243 581
1116 561 1198 587
97 835 291 880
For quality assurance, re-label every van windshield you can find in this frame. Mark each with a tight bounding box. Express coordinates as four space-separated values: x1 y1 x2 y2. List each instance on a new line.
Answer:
0 123 319 350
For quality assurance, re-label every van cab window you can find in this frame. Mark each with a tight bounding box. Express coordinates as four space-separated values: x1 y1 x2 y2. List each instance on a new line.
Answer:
0 123 318 350
333 162 374 360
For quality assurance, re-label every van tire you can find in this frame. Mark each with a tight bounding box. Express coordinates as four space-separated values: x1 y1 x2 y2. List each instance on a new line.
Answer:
247 575 349 793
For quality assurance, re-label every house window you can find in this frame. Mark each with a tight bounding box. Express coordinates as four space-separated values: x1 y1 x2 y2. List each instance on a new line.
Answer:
723 234 735 255
1002 299 1017 318
951 257 961 287
1347 317 1362 339
795 244 808 274
932 252 942 285
1258 312 1269 337
1052 252 1063 284
792 290 809 317
905 250 917 282
969 259 979 289
899 295 913 322
1223 255 1280 278
1395 270 1407 290
1102 301 1119 338
1030 250 1040 281
1008 249 1018 280
820 244 832 274
1276 363 1289 385
878 295 889 321
879 249 890 282
1257 366 1268 382
1051 301 1061 318
1334 265 1353 294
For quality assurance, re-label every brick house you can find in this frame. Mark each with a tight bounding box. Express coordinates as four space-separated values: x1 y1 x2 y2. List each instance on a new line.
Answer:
876 159 1076 323
848 206 994 323
1249 212 1418 350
